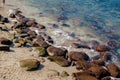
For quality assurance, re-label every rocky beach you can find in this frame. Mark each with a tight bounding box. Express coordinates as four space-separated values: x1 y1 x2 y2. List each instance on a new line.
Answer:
0 0 120 80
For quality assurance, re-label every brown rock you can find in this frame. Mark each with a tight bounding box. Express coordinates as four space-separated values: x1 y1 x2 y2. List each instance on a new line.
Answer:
26 19 36 27
72 43 91 49
100 52 111 61
92 59 105 66
76 60 91 70
36 24 46 29
88 66 110 79
96 45 110 52
67 51 90 61
72 72 98 80
48 56 70 67
106 63 120 78
47 46 67 57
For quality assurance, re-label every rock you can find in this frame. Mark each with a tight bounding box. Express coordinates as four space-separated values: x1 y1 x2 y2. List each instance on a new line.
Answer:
92 59 105 66
14 38 26 46
60 71 69 77
0 45 10 51
0 37 12 45
101 76 111 80
107 40 120 49
67 51 90 61
48 56 70 67
27 30 36 38
96 45 110 52
106 63 120 78
37 24 46 29
19 59 40 70
35 47 47 57
100 52 111 61
47 46 67 57
0 17 9 23
72 43 91 49
88 66 110 79
72 72 98 80
14 43 22 48
9 13 15 18
87 40 100 49
76 60 91 70
18 33 29 38
26 19 36 27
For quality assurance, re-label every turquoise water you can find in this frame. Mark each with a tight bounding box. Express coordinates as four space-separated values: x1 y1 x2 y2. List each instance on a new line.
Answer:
20 0 120 41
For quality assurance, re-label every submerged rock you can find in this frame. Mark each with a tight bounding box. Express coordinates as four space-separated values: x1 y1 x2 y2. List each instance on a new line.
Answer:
19 59 40 71
47 46 67 57
48 56 70 67
106 63 120 78
107 40 120 49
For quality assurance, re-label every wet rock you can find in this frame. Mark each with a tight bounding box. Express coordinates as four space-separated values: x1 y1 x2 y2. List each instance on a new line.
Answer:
100 52 111 61
87 40 100 49
101 76 111 80
35 47 47 57
47 46 67 57
76 60 91 70
88 66 110 79
48 56 70 67
60 71 69 77
67 51 90 61
0 45 10 51
106 63 120 78
72 43 91 49
26 19 36 27
92 59 105 66
96 45 110 52
72 72 98 80
0 37 12 45
36 24 46 29
107 40 120 49
19 59 40 71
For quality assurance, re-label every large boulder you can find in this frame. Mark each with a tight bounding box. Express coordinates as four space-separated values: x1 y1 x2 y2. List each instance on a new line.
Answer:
48 56 70 67
19 59 40 71
106 63 120 78
88 66 110 79
47 46 67 57
67 51 90 61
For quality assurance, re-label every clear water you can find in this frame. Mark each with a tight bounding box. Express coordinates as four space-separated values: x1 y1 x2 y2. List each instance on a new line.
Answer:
20 0 120 42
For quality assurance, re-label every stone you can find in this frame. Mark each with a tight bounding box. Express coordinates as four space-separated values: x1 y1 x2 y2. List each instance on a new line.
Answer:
67 51 90 61
47 46 67 57
19 59 40 70
47 69 59 78
60 71 69 77
100 52 111 61
72 43 91 49
76 60 91 70
48 56 70 67
107 40 120 49
26 19 36 27
35 47 47 57
0 17 9 23
0 45 10 51
88 66 110 79
92 59 105 66
0 37 12 45
72 72 98 80
96 45 110 52
37 24 46 29
106 63 120 78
